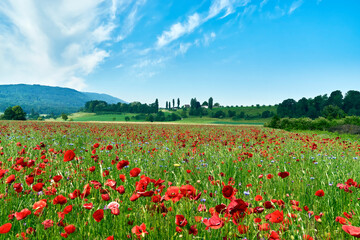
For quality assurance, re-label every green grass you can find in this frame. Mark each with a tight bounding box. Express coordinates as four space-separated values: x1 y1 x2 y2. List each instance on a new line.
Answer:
66 112 271 125
69 113 139 122
177 116 271 125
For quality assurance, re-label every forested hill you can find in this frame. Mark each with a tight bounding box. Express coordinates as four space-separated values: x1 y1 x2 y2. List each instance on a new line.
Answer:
0 84 126 114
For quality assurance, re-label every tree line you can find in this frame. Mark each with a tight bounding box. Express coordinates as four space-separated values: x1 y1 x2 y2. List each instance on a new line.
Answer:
277 90 360 120
83 99 159 114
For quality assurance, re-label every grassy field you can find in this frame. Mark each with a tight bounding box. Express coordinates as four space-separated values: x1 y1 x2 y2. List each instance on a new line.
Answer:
66 112 271 125
0 121 359 239
69 113 139 122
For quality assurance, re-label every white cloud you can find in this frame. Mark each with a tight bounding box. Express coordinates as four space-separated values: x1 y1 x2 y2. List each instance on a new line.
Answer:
288 0 304 15
176 43 193 55
156 13 201 48
156 0 250 49
0 0 145 90
207 0 251 19
115 0 147 42
203 32 216 46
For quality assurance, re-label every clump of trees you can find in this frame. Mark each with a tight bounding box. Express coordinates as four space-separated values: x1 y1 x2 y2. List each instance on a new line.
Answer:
277 90 360 119
266 115 360 134
83 99 159 114
0 106 26 120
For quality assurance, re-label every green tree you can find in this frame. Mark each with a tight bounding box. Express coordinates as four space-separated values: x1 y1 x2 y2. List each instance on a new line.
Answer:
228 110 236 118
180 108 188 118
3 107 15 120
296 97 309 117
277 99 297 118
177 98 180 108
322 105 345 120
12 106 26 120
172 99 175 109
208 97 213 109
154 99 159 113
344 90 360 115
327 90 343 108
3 106 26 120
61 113 68 121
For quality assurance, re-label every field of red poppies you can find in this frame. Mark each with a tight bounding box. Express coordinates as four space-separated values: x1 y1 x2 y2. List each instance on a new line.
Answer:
0 121 360 239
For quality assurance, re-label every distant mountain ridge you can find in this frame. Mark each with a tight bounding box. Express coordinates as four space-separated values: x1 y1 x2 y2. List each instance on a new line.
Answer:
0 84 126 114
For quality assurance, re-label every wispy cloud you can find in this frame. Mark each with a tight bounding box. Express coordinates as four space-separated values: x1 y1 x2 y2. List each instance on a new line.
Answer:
156 13 201 48
288 0 304 15
260 0 269 8
156 0 250 48
0 0 145 90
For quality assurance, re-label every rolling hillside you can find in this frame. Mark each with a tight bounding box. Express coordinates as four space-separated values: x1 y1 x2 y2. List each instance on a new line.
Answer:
0 84 126 114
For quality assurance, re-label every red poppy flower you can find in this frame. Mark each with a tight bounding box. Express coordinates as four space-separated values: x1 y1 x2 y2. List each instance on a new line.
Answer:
315 189 324 197
32 183 44 192
105 179 117 189
111 208 120 215
106 236 114 240
129 168 141 177
278 172 290 179
119 174 126 182
175 215 188 227
342 225 360 238
0 223 12 234
25 176 34 186
106 145 113 150
64 225 75 234
222 185 235 199
63 205 73 214
263 201 274 209
269 231 280 240
188 225 198 236
180 185 196 198
203 214 224 230
267 174 274 179
266 210 284 223
255 195 263 201
5 174 15 184
13 183 23 193
60 233 68 238
101 193 110 201
254 218 262 223
15 208 31 221
164 186 183 202
53 175 63 183
93 209 104 222
116 160 129 170
226 198 248 214
33 200 47 210
83 203 93 209
93 143 100 148
131 223 148 237
53 195 68 205
63 150 75 162
42 219 54 230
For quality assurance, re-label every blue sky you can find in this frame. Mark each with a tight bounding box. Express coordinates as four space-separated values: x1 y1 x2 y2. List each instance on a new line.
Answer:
0 0 359 107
